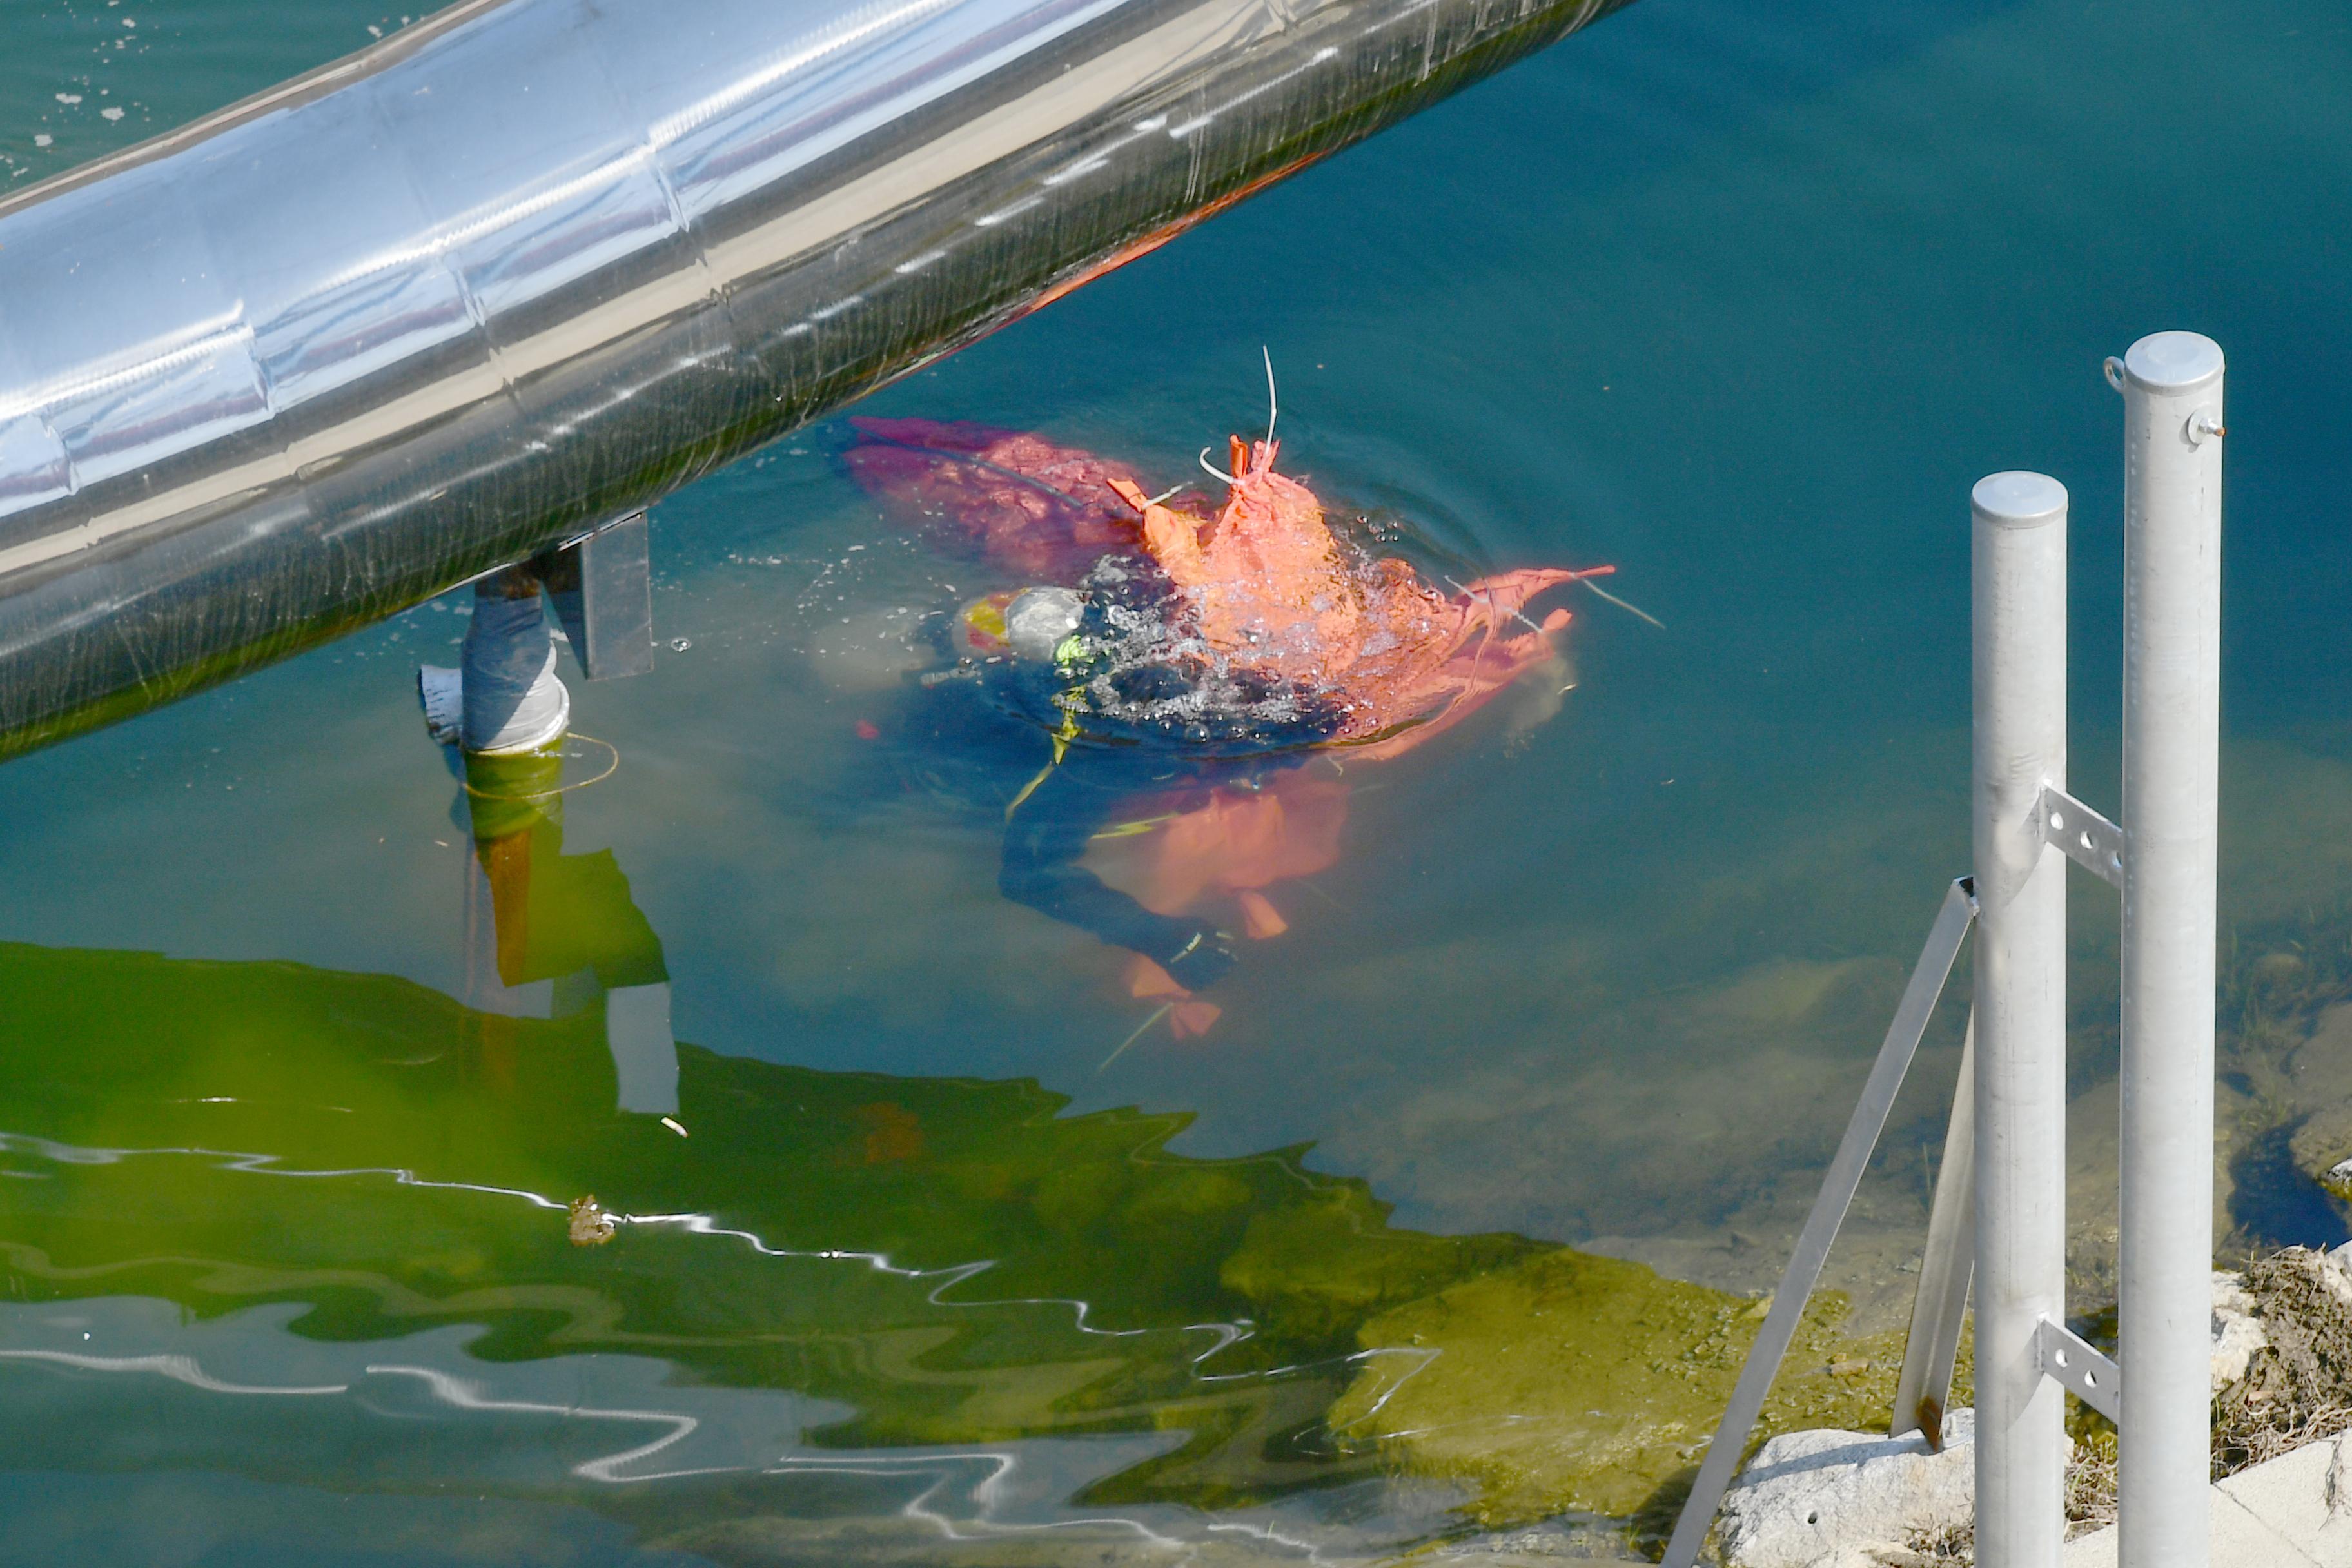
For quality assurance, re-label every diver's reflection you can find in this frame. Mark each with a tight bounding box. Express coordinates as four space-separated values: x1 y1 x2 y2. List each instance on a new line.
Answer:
422 564 678 1117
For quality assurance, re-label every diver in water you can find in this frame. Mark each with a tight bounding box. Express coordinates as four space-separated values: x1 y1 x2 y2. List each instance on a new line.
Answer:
848 413 1600 1006
908 545 1346 995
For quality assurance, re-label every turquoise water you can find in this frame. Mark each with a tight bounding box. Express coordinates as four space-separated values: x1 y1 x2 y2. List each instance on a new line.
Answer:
7 0 2352 1560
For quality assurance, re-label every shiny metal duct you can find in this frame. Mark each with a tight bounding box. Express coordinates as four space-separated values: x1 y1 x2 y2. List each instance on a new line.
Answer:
0 0 1627 760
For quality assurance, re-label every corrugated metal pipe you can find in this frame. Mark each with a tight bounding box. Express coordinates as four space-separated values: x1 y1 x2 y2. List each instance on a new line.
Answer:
0 0 1629 759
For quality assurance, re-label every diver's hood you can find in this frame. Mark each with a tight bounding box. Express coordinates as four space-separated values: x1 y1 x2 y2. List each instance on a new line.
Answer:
1004 587 1084 660
955 587 1084 662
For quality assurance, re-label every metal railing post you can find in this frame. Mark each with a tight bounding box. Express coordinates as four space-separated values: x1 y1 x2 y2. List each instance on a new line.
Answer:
1972 471 2071 1567
1658 348 2222 1560
2115 333 2224 1568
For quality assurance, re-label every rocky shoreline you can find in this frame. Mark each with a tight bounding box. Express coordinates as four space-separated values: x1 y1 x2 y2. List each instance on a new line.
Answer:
1692 1244 2352 1566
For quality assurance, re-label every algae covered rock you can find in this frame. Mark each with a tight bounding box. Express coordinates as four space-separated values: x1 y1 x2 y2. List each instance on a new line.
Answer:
2281 1003 2352 1199
1327 1248 1907 1527
1219 1190 1537 1349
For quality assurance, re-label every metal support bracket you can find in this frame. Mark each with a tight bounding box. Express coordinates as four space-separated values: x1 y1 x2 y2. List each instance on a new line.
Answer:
2037 784 2124 888
1890 1011 1975 1448
1661 877 1979 1568
2035 1317 2122 1424
537 511 654 680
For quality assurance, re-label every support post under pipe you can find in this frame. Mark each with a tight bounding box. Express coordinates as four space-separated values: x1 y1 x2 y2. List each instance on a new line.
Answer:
2115 333 2224 1568
1972 471 2070 1567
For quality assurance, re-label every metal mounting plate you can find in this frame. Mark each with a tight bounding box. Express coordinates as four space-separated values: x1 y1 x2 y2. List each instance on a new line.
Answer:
2038 785 2124 888
2035 1317 2122 1423
539 511 654 680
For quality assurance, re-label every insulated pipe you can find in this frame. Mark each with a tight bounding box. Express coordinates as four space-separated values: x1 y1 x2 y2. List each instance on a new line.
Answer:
1971 470 2070 1568
2114 333 2223 1568
0 0 1628 760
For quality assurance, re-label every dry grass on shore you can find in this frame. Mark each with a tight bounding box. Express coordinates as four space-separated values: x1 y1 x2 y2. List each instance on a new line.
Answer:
1891 1243 2352 1565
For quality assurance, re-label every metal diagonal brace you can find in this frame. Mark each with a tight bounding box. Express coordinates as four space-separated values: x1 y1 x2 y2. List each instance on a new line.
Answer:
2036 1317 2122 1424
2038 784 2124 888
1890 1011 1975 1447
1661 877 1979 1568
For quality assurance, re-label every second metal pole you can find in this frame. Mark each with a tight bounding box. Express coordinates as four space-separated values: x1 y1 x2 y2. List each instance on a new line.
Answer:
2116 332 2224 1568
1972 471 2071 1567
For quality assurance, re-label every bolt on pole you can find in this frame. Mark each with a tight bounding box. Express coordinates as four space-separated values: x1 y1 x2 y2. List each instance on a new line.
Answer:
2115 333 2224 1568
1972 471 2071 1568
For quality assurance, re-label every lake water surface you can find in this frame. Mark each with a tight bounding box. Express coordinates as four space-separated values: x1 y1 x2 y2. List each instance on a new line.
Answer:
6 0 2352 1560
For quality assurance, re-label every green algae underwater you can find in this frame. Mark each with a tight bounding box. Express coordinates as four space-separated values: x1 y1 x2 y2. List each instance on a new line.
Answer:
0 940 1916 1545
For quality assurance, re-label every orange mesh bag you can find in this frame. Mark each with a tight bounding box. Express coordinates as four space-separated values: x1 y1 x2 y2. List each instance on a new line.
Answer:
1114 436 1365 674
1106 437 1603 755
843 416 1146 577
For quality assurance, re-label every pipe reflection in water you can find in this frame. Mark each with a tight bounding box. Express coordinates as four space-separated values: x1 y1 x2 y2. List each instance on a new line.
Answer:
456 743 678 1117
422 551 681 1115
0 0 1631 761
